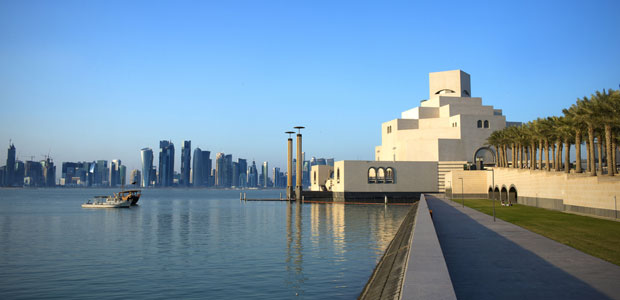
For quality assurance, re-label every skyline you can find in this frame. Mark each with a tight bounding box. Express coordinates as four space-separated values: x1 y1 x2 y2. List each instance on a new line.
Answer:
2 0 620 172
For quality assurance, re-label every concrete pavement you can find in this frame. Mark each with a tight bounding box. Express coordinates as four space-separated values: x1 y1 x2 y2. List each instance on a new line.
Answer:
426 194 620 300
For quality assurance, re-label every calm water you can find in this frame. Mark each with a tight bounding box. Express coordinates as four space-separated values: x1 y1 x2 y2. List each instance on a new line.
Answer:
0 189 410 299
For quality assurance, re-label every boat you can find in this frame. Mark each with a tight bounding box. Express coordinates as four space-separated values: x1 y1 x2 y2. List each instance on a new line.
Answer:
81 195 131 208
118 189 141 206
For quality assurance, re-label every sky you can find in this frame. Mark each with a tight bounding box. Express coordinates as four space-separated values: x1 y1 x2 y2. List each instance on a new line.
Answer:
1 0 620 174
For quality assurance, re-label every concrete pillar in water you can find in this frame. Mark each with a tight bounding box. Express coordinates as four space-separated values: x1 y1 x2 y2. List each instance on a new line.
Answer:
286 131 295 200
294 126 305 201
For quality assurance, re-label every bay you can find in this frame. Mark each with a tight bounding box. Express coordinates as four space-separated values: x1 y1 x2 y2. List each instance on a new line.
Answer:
0 189 410 299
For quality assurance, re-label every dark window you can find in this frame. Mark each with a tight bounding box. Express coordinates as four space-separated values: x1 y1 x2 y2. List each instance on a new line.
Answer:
484 120 489 128
477 120 482 128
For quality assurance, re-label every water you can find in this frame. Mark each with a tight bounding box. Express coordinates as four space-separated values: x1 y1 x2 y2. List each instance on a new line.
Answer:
0 189 410 299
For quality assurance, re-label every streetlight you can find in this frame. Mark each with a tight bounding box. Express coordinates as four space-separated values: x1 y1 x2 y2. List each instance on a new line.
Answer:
459 177 464 208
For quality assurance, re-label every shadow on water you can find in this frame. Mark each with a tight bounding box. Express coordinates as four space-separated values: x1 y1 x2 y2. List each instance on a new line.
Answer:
427 196 611 300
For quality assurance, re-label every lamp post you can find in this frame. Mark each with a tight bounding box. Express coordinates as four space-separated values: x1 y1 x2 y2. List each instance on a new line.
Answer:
459 177 464 208
286 131 295 200
294 126 305 201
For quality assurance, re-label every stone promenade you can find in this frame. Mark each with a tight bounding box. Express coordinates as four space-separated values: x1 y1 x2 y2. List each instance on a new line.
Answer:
426 194 620 300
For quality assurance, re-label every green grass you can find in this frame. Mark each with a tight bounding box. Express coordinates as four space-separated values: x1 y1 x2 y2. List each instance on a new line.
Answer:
450 198 620 266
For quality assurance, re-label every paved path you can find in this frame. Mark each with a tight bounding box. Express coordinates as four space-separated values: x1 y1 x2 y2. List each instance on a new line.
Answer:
426 195 620 300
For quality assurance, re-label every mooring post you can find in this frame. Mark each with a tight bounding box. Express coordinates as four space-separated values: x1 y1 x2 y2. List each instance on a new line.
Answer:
384 195 388 205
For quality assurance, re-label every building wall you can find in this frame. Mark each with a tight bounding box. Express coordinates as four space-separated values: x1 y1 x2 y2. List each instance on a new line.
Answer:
330 161 437 193
310 165 334 191
446 168 620 218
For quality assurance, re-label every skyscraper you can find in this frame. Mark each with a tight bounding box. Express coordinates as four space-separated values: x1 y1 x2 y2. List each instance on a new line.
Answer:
248 161 258 187
130 169 141 187
41 157 55 187
119 165 126 186
232 162 239 187
110 159 121 187
5 143 15 187
141 148 153 187
202 150 212 187
192 147 203 187
225 154 233 188
262 161 269 188
158 140 175 187
181 140 191 187
215 153 225 188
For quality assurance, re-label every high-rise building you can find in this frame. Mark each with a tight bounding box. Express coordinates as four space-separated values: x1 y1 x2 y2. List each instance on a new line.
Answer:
130 169 141 187
232 162 239 187
181 140 191 187
158 140 175 187
119 165 126 186
202 150 212 187
262 161 269 188
192 148 203 187
95 160 108 186
248 161 258 187
225 154 233 188
215 153 225 188
5 143 16 187
109 159 121 187
24 160 43 187
273 167 281 188
141 148 153 187
41 157 55 187
14 160 24 187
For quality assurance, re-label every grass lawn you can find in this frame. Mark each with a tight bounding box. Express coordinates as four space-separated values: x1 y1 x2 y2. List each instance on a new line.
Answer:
450 198 620 266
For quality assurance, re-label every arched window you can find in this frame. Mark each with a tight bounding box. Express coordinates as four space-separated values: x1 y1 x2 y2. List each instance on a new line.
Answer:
484 120 489 128
368 167 376 184
435 89 456 95
477 120 482 128
337 168 340 183
385 167 394 183
377 168 385 183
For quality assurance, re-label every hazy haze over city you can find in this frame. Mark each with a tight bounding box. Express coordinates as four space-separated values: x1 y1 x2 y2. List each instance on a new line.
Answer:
1 0 619 173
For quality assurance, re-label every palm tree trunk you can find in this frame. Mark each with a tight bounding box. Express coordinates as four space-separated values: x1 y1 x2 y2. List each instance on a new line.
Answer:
605 125 613 176
511 143 516 168
575 130 582 173
545 139 550 171
613 140 618 175
539 140 543 170
531 142 536 170
552 143 556 171
588 126 596 176
520 144 524 169
597 134 603 175
564 139 570 173
556 140 562 171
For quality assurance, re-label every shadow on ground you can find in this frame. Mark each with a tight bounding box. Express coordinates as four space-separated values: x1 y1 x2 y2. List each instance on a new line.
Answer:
427 196 611 300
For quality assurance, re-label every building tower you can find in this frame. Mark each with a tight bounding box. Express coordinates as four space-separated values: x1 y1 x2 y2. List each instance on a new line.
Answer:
5 142 16 186
181 140 191 187
140 148 153 187
158 140 175 187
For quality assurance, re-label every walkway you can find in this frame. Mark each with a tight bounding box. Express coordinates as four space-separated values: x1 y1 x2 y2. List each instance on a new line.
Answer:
426 195 620 300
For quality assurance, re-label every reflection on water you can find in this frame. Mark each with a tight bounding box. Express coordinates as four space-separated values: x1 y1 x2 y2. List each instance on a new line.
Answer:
0 189 410 300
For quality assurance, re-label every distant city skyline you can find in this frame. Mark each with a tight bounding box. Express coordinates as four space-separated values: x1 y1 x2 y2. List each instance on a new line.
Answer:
2 1 620 172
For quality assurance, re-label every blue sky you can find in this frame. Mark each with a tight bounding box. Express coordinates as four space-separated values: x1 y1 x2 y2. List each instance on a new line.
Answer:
1 0 619 173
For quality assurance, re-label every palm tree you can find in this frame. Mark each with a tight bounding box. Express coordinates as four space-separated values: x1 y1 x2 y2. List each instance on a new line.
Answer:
593 89 620 175
575 96 598 175
563 104 585 173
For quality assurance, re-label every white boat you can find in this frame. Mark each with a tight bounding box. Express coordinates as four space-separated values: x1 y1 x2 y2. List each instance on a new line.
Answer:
81 195 131 208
